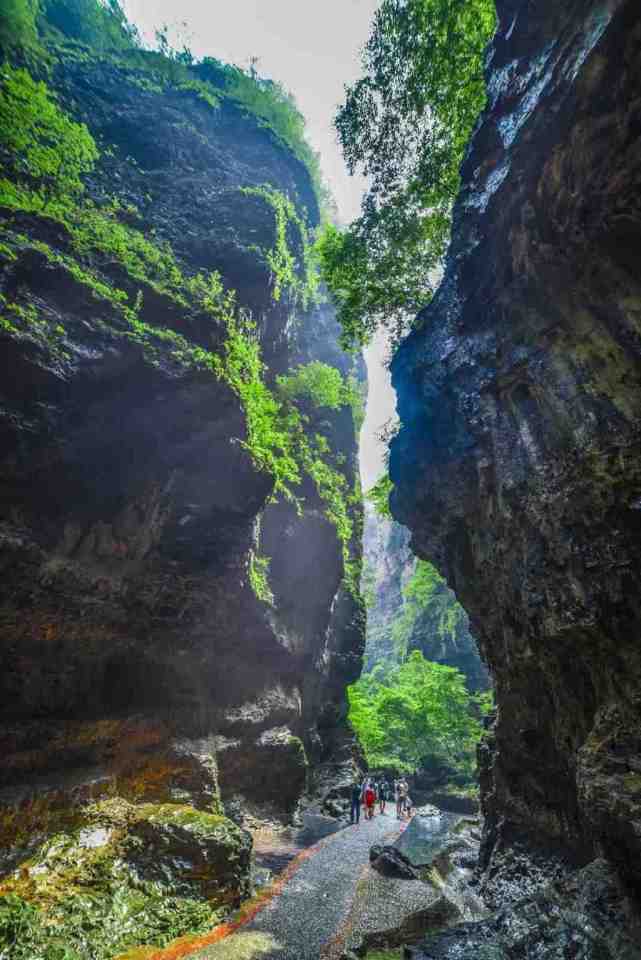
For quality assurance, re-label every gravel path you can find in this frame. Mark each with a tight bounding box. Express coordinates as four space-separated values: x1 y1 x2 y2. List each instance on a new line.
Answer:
192 811 407 960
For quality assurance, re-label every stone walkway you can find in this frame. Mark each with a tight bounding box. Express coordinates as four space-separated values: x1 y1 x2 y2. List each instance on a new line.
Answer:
190 811 408 960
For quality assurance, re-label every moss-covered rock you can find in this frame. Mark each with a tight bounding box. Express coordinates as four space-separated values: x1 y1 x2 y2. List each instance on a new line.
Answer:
0 799 251 960
127 803 251 904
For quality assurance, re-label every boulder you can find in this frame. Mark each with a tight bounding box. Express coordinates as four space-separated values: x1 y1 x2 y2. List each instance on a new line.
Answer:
370 844 419 880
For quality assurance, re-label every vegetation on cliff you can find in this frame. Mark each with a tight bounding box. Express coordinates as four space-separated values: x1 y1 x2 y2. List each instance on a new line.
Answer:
0 0 328 211
317 0 496 347
0 6 362 597
391 560 464 660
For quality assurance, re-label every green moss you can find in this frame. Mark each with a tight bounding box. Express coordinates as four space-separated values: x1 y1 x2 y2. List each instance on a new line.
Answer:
138 804 228 835
0 800 246 960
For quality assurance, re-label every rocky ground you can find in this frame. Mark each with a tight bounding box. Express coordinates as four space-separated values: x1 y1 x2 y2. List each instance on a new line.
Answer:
156 808 481 960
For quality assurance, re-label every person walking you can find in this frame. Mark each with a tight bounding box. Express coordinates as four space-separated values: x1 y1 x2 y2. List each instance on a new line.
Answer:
364 781 376 820
398 778 408 819
350 781 361 825
379 779 387 814
395 779 402 819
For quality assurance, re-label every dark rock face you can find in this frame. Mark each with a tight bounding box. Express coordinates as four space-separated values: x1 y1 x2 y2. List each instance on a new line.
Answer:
391 0 641 921
0 40 364 854
408 860 641 960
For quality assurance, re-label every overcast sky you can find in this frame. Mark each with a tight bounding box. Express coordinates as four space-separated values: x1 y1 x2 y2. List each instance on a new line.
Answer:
122 0 395 487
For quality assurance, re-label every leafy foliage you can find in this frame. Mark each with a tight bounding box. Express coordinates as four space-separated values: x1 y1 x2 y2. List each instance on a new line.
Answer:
348 650 482 773
367 473 393 520
248 551 274 607
41 0 139 50
320 0 497 347
0 0 39 51
278 360 349 410
241 185 319 308
0 64 98 207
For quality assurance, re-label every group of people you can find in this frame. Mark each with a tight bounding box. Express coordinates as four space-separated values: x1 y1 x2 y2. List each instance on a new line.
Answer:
349 776 413 824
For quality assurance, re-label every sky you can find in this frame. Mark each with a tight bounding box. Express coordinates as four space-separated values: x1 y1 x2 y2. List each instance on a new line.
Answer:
122 0 396 488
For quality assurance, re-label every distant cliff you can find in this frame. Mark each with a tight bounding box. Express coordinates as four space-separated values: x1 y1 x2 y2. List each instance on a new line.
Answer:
362 503 488 692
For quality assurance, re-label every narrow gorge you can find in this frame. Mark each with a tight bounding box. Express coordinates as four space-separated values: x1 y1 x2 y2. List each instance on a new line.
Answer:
1 0 641 958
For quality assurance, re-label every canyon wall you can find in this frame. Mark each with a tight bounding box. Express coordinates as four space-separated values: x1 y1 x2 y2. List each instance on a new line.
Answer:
391 0 641 904
0 12 364 876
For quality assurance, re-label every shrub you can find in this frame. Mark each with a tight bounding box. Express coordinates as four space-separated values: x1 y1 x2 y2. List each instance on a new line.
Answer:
40 0 139 50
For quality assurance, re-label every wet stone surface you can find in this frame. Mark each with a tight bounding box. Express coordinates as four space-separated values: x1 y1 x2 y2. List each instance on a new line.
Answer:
192 811 407 960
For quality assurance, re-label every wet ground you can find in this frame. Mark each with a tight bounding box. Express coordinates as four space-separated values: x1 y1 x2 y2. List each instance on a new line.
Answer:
191 809 410 960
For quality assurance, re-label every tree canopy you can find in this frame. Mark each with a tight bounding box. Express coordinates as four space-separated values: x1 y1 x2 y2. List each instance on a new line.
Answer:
318 0 496 348
348 650 483 774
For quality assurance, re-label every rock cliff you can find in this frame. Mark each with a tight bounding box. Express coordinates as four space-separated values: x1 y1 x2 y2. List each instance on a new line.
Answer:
0 7 364 953
391 0 641 924
363 504 488 692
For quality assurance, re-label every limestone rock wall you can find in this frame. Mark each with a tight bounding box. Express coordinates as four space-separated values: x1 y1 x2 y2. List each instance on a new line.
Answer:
391 0 641 896
0 35 364 842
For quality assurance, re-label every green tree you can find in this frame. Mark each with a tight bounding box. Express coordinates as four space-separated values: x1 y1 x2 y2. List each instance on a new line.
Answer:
277 361 348 410
0 64 98 208
348 650 482 773
320 0 496 347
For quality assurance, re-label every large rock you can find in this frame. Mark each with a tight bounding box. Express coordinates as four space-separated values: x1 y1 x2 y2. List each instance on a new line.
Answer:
407 859 641 960
391 0 641 901
393 812 462 869
370 844 419 880
127 803 252 905
0 798 251 957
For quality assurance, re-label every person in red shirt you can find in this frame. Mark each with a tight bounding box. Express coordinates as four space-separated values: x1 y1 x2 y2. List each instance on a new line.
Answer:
364 783 376 820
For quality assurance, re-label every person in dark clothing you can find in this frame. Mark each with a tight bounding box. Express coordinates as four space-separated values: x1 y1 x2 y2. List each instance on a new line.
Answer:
350 782 361 825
